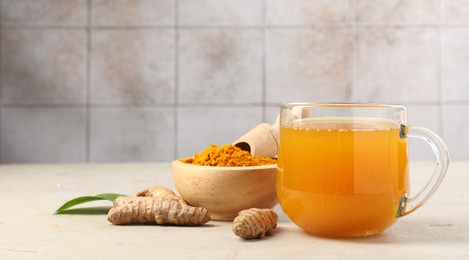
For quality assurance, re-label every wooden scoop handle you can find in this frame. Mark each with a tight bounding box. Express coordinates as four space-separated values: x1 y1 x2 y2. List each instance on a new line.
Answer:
232 123 278 158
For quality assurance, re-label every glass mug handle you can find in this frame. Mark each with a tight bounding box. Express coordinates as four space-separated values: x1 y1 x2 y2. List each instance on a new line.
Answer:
397 125 450 217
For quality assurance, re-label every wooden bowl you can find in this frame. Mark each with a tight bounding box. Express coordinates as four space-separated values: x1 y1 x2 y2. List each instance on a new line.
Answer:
171 160 278 221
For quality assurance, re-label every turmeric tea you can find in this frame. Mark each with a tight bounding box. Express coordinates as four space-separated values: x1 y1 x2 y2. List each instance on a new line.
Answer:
181 144 277 166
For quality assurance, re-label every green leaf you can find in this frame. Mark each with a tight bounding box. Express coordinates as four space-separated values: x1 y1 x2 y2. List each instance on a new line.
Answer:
55 206 113 215
55 193 127 215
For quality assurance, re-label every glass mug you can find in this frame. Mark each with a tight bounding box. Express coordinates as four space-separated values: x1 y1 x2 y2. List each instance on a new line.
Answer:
277 103 449 238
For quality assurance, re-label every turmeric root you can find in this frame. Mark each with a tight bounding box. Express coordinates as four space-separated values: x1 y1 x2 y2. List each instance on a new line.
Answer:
136 185 187 205
232 208 278 239
108 196 211 225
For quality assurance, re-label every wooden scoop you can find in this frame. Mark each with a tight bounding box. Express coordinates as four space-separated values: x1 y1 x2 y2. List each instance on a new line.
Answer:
232 123 279 158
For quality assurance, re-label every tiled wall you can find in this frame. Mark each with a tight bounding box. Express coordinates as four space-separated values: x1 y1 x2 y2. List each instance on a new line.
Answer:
1 0 468 163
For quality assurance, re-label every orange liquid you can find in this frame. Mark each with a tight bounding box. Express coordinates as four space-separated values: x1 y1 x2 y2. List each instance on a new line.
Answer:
277 118 409 237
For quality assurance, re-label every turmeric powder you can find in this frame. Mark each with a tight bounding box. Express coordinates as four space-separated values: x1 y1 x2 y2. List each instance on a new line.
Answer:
181 144 277 166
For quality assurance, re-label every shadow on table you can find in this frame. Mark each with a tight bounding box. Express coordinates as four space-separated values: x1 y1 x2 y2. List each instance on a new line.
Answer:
325 219 465 245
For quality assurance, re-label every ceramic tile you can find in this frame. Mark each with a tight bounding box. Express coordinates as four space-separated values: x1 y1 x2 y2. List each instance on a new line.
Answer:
266 105 282 125
354 28 438 103
443 104 469 160
355 0 438 24
443 0 469 23
1 0 87 26
178 29 262 104
177 106 263 158
179 0 262 26
0 109 2 162
92 0 175 26
442 28 469 102
0 1 458 164
91 29 175 104
265 0 352 25
266 29 351 103
89 107 175 162
1 29 87 105
0 107 87 163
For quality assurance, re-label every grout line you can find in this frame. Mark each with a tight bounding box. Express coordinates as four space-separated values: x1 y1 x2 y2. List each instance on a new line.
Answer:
0 103 263 108
349 0 357 102
0 24 345 30
261 0 267 122
2 100 460 108
0 25 172 30
174 0 179 160
0 0 2 163
86 0 92 162
4 23 469 31
438 0 445 137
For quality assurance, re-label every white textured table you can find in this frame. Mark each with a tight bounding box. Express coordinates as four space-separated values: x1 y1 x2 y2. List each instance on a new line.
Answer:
0 162 468 259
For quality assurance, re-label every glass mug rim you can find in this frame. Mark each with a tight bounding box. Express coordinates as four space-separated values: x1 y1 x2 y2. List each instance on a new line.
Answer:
281 102 406 110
